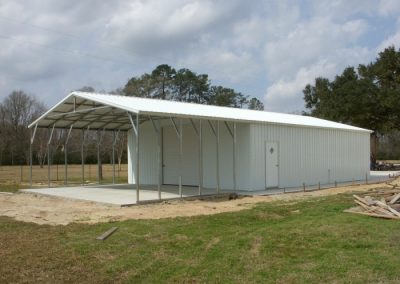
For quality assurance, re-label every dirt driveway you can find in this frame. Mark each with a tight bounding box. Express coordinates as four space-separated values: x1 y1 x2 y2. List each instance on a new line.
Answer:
0 180 398 225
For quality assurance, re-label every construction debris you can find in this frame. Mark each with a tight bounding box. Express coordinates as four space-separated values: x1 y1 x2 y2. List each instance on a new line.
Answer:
344 187 400 219
96 227 118 241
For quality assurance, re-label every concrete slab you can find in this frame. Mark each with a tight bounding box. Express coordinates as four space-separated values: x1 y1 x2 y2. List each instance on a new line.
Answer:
21 171 400 206
23 185 176 206
21 184 234 206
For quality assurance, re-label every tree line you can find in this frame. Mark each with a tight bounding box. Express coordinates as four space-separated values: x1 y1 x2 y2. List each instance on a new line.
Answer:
0 90 127 168
122 64 264 109
0 65 264 167
303 46 400 162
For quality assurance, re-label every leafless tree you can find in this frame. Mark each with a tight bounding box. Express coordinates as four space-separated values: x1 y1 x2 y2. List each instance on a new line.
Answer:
1 90 46 164
0 103 9 165
115 132 126 171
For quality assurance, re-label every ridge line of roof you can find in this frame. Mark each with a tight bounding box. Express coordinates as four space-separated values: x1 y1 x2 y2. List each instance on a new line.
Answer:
74 91 371 133
29 91 372 133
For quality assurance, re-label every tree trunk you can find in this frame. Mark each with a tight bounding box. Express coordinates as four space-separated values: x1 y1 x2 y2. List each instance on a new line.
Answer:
370 132 378 169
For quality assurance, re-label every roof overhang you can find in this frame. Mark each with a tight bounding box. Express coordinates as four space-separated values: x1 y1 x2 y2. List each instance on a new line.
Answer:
29 91 373 134
29 92 141 131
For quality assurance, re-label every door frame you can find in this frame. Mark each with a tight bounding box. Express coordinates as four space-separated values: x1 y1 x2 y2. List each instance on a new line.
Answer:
264 141 279 189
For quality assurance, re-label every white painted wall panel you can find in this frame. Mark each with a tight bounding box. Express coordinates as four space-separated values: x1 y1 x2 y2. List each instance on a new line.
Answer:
128 119 369 191
249 124 370 190
128 122 158 184
163 124 199 185
200 122 250 190
128 119 251 190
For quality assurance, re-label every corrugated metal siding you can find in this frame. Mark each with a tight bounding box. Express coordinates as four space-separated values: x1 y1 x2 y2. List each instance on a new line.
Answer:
128 120 369 191
249 123 370 189
127 122 158 184
201 121 250 190
128 120 250 189
162 124 199 185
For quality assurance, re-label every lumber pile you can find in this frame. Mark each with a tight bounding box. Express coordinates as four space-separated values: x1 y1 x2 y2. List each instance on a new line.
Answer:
344 190 400 220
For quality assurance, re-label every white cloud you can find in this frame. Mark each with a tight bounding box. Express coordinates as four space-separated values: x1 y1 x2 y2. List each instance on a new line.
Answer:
377 31 400 52
378 0 400 16
0 0 398 114
264 45 373 112
264 60 337 112
103 0 243 54
264 17 369 81
179 47 259 83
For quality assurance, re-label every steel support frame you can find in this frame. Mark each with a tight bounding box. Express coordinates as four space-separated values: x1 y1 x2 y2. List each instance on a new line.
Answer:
29 124 38 187
189 118 203 195
64 125 73 185
170 117 183 198
46 105 112 120
112 129 121 184
81 126 90 185
150 116 162 200
208 120 220 194
47 124 56 188
224 121 237 192
96 128 106 184
128 112 140 203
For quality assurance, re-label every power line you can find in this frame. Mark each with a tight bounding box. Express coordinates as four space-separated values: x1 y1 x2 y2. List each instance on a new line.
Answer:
0 15 170 63
0 33 143 67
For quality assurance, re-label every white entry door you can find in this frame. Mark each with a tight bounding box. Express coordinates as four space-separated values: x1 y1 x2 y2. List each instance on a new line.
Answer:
265 142 279 188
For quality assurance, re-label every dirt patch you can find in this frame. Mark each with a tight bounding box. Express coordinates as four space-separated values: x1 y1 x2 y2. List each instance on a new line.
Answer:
0 179 398 225
206 237 221 250
250 236 262 257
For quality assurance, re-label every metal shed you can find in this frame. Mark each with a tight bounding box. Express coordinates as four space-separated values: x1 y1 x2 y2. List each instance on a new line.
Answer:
29 91 372 203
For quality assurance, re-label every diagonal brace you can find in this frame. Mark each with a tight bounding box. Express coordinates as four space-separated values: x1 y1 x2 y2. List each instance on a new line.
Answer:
224 121 234 138
170 117 181 138
48 124 56 145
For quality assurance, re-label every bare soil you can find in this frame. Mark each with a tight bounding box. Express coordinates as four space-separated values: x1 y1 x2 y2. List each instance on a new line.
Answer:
0 179 398 225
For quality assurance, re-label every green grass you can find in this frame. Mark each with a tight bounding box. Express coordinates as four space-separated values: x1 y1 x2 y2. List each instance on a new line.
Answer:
0 183 21 193
1 194 400 283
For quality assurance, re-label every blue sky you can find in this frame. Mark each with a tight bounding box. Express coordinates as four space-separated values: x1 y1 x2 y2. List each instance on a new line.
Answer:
0 0 399 113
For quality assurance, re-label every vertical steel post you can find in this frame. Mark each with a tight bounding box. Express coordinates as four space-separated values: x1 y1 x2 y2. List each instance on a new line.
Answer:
81 129 85 185
233 122 237 192
157 126 162 200
112 130 116 184
47 128 50 188
198 120 203 195
29 124 38 188
136 112 140 203
64 142 68 185
97 130 100 184
179 118 183 198
29 129 32 188
150 116 162 200
216 121 220 194
63 125 72 186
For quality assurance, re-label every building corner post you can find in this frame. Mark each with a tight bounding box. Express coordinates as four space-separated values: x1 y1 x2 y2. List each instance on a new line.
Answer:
198 119 203 195
136 112 140 203
233 122 237 192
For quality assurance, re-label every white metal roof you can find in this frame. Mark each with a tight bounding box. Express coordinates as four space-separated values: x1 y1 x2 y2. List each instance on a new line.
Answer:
29 91 372 133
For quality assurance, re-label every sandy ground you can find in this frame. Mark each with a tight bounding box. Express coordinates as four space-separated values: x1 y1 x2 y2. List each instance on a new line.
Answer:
0 179 398 225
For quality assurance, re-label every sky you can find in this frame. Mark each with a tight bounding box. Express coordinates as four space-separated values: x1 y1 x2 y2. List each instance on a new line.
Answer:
0 0 399 113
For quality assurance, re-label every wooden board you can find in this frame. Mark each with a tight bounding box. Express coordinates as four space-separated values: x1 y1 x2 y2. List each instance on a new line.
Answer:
389 193 400 204
344 209 400 220
96 227 118 241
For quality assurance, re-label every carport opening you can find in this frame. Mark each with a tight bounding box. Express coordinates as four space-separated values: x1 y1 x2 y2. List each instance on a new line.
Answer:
28 92 239 204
